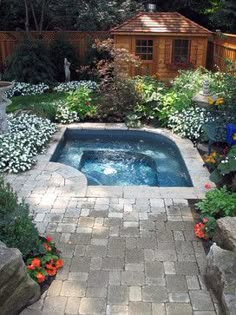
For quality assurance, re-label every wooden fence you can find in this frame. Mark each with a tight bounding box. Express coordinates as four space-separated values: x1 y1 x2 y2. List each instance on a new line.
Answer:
208 33 236 74
1 31 236 75
0 31 109 66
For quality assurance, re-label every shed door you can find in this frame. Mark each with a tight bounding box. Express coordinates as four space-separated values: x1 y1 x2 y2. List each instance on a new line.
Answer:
132 37 157 76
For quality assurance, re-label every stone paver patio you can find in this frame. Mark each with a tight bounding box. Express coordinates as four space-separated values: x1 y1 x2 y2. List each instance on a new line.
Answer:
4 124 221 315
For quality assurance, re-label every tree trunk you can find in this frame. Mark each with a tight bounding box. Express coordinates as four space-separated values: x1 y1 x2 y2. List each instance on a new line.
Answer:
29 0 39 31
24 0 30 32
39 0 47 33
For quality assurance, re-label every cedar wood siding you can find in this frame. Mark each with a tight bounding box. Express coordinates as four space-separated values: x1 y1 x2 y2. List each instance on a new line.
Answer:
113 34 209 80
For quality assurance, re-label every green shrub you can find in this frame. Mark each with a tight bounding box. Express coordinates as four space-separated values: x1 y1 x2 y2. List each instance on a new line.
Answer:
65 86 96 120
195 187 236 237
0 178 43 258
97 78 140 121
158 68 236 128
196 187 236 218
50 35 78 82
4 38 55 84
132 76 166 121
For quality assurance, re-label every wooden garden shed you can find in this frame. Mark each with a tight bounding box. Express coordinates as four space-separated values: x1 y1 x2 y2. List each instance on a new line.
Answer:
111 12 212 80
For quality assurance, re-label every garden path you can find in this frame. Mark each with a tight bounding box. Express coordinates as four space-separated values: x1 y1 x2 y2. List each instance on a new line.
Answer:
5 174 220 315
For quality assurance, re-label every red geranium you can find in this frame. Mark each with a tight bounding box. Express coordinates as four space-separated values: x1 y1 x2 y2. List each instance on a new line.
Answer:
31 258 41 268
46 266 57 276
46 236 52 242
204 183 211 189
36 272 45 283
194 222 206 239
27 264 35 270
55 259 64 269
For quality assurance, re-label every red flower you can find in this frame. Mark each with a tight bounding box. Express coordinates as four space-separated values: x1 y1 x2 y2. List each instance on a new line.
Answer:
43 243 52 251
202 217 208 223
31 258 41 268
46 267 57 276
45 263 54 270
46 236 52 242
27 264 35 270
194 222 206 239
36 272 45 283
204 183 211 189
55 259 64 269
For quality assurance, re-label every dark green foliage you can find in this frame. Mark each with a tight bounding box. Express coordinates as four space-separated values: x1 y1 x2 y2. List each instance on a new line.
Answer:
49 35 78 82
0 0 236 33
4 39 55 84
97 78 140 121
31 102 57 121
0 178 43 258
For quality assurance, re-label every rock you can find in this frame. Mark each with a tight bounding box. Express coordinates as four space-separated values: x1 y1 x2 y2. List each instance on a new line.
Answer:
0 242 40 315
206 243 236 315
214 217 236 252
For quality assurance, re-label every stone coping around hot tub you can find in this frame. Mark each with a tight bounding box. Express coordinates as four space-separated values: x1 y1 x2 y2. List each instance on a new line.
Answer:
38 122 214 200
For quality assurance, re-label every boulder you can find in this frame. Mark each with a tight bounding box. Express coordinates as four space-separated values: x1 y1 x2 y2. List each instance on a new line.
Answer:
206 243 236 315
0 242 40 315
214 217 236 252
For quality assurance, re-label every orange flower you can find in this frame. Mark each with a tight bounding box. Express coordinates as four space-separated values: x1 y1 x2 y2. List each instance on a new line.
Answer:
46 267 57 276
43 243 52 251
36 272 45 283
55 259 64 269
31 258 41 268
27 264 35 270
46 236 52 242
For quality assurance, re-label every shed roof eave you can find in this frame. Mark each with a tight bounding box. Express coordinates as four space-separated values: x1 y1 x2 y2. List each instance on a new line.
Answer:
111 31 212 37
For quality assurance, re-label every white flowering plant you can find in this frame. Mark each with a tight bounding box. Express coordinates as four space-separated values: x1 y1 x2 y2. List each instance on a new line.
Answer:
167 107 213 141
0 113 57 173
53 80 97 92
55 101 79 124
6 82 50 98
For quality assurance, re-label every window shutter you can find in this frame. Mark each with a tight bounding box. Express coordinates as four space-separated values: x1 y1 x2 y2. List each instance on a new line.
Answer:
164 39 172 64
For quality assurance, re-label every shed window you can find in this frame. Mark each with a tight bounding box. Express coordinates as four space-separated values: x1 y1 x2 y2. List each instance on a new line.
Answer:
136 40 153 60
172 39 190 64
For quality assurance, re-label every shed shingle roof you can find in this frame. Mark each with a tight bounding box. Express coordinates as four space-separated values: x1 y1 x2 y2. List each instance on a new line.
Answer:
111 12 211 35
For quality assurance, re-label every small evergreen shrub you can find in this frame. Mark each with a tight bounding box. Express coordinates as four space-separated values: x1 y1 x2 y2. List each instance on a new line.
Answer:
49 35 78 82
4 39 55 84
0 178 42 258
